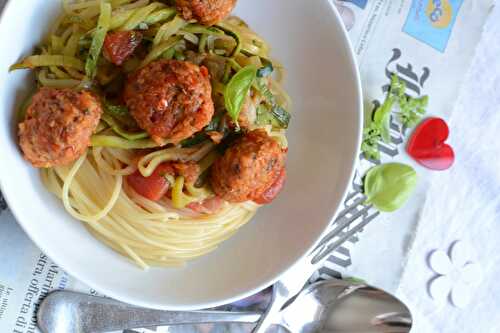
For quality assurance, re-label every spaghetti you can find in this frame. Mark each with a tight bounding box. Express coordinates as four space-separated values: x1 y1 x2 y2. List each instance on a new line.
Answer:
12 0 291 269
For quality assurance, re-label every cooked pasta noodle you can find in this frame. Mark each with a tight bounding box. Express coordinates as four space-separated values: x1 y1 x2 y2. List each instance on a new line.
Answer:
13 0 291 269
41 147 258 268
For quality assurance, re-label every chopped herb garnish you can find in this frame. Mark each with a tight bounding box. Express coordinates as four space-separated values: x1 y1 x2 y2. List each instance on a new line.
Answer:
361 122 383 161
399 95 428 128
361 74 429 160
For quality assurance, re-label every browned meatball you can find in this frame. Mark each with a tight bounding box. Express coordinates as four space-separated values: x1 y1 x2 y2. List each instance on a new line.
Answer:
211 129 286 203
124 60 214 144
19 88 103 168
176 0 237 26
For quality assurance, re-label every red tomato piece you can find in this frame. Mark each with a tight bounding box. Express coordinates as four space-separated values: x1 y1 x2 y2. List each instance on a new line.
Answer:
187 196 224 214
127 164 173 201
200 65 209 77
103 31 143 66
253 168 286 205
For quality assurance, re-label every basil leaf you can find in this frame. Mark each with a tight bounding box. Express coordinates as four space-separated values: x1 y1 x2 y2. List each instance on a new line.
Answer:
224 65 257 125
364 163 417 212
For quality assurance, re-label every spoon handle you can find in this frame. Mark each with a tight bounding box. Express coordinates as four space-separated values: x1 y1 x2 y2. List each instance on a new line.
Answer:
38 291 261 333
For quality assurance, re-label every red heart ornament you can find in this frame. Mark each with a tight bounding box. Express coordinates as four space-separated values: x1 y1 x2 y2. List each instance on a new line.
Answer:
407 117 455 171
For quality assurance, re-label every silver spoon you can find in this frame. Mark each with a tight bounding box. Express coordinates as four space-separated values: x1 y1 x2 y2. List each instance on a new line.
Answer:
38 279 411 333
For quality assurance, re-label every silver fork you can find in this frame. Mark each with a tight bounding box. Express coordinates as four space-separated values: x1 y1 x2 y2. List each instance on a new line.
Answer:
252 202 380 333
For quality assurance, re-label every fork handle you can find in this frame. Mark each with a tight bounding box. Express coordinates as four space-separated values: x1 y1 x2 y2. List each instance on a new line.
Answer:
38 291 262 333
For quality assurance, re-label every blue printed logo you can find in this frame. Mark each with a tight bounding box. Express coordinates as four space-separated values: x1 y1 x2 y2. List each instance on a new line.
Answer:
403 0 464 52
339 0 368 9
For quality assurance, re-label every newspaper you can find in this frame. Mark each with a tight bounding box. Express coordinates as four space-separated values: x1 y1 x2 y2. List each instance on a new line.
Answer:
0 0 494 332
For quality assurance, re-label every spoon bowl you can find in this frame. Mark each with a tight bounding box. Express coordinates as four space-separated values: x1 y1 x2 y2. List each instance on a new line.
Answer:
278 279 412 333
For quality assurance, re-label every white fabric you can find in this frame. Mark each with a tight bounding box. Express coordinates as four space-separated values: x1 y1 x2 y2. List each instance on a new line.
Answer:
394 5 500 332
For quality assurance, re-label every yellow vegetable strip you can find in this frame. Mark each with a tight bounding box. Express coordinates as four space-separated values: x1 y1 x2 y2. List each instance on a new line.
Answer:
10 55 84 71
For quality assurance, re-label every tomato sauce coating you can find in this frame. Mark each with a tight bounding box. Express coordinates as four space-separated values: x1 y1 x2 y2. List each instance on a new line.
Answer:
124 60 214 144
19 88 103 168
211 129 286 203
176 0 237 26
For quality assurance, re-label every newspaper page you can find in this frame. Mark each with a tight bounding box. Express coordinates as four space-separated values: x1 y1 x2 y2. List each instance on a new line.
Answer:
0 0 494 332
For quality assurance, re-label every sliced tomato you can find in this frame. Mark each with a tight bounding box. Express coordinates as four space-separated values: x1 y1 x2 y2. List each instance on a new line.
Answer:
103 31 143 66
187 197 224 215
254 168 286 205
127 164 173 201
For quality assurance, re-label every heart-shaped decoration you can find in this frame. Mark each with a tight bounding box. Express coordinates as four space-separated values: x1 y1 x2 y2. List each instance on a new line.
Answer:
407 117 455 170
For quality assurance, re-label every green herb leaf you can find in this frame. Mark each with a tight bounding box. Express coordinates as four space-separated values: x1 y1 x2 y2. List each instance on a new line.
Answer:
361 74 429 160
85 2 111 80
399 95 428 128
361 122 382 161
224 65 257 125
364 163 418 212
373 95 395 143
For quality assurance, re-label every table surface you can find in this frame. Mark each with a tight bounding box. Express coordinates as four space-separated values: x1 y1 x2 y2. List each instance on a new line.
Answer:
346 4 500 332
0 1 499 332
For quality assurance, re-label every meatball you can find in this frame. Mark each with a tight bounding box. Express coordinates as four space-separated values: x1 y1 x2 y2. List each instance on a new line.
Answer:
176 0 237 26
124 60 214 144
210 129 286 203
19 88 103 168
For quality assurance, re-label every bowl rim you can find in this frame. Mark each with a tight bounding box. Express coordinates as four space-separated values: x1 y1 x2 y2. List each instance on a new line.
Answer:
0 0 363 310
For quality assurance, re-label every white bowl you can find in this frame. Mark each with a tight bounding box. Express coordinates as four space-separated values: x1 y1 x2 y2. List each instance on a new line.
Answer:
0 0 362 310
